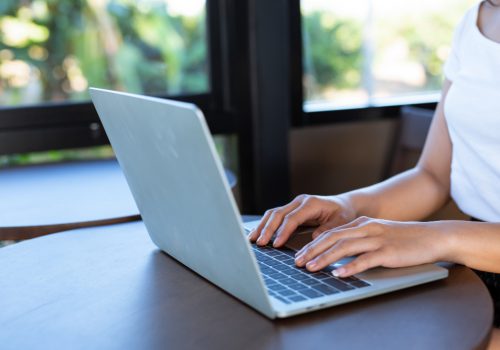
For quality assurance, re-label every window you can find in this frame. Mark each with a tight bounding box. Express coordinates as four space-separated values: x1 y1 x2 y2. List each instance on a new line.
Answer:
301 0 476 110
0 0 208 106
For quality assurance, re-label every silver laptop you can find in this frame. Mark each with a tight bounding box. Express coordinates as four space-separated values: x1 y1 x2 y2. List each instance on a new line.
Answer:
89 88 448 319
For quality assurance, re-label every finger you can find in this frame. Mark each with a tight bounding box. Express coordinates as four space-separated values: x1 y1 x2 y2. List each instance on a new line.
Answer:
304 237 382 272
273 203 321 247
311 213 367 239
297 216 375 257
311 223 335 240
295 225 370 266
296 227 342 258
333 251 385 277
256 200 301 246
248 209 273 242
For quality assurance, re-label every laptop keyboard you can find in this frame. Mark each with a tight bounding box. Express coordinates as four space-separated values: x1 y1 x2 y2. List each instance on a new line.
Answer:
251 243 371 304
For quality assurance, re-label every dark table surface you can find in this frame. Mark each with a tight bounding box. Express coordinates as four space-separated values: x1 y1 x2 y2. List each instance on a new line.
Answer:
0 219 493 350
0 159 140 240
0 159 237 240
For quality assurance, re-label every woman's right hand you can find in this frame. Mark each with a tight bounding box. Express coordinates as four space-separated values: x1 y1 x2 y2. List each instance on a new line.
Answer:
248 194 358 248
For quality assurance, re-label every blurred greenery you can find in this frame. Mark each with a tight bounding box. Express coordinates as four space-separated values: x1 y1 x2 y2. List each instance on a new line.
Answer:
0 138 233 176
0 0 207 105
0 145 114 168
303 12 363 96
302 0 475 103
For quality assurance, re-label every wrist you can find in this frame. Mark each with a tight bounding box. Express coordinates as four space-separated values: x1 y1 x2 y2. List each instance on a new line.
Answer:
338 190 375 218
429 221 462 263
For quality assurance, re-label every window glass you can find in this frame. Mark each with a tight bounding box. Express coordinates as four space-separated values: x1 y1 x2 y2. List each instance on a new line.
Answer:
0 0 208 106
302 0 476 110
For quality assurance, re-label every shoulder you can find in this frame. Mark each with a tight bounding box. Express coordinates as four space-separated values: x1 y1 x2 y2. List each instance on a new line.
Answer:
455 2 480 36
449 2 480 50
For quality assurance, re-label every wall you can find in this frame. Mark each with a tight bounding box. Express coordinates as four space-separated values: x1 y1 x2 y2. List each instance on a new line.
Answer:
290 119 397 197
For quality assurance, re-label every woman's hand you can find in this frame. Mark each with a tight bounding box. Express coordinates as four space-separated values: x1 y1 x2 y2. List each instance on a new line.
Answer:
294 217 457 277
248 194 358 247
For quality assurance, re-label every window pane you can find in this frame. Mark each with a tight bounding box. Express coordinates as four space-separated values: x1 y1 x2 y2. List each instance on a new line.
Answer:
302 0 475 109
0 0 208 106
302 1 365 108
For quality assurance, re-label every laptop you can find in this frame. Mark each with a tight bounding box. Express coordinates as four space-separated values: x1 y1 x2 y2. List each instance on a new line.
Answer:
89 88 448 319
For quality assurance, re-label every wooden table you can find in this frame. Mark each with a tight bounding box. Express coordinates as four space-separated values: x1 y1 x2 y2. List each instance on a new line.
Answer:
0 220 493 350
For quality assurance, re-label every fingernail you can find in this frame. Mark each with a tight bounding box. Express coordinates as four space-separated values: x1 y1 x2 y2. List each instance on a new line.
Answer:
295 256 304 265
256 237 264 245
306 261 317 269
332 267 345 277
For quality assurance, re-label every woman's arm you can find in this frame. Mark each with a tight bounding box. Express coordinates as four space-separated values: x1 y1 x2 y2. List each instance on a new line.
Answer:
250 80 455 247
448 221 500 273
344 79 454 221
289 79 500 276
294 219 500 276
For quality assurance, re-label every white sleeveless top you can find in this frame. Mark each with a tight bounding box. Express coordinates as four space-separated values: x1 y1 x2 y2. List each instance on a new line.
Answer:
443 2 500 222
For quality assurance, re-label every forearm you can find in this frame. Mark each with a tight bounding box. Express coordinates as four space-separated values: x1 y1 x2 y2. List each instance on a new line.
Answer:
445 221 500 273
339 166 450 221
338 81 453 222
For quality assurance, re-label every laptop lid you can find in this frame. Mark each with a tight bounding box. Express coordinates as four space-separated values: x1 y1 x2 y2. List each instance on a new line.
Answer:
89 88 275 318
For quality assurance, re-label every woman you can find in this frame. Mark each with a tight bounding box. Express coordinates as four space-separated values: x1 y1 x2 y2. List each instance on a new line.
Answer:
249 0 500 346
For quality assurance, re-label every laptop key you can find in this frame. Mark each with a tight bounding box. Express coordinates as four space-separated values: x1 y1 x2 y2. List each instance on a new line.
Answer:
300 278 321 286
299 288 324 299
269 284 288 291
268 272 284 279
349 280 370 288
287 282 305 290
310 283 339 295
339 276 358 283
312 272 333 280
289 272 306 279
279 268 295 275
296 287 311 295
274 296 291 304
289 295 307 302
274 255 290 262
280 278 298 286
277 289 297 297
293 274 312 281
266 251 281 257
275 273 290 281
323 278 354 291
281 258 295 265
280 249 296 257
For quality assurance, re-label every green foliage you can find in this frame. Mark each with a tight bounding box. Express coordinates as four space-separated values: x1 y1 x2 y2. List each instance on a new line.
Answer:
303 12 363 100
0 0 208 105
0 146 115 168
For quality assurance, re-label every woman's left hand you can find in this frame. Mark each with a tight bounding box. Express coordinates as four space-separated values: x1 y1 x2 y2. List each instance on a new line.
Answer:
294 216 456 277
